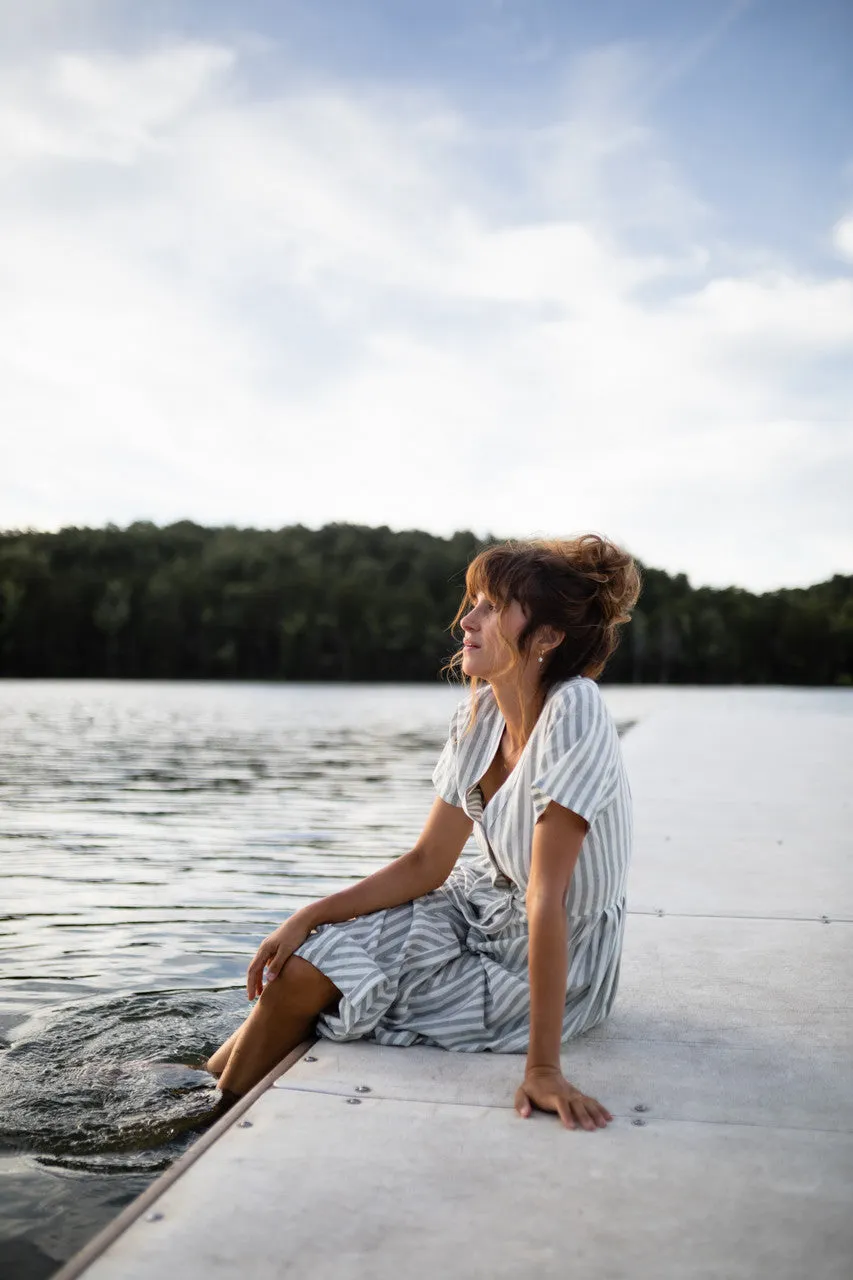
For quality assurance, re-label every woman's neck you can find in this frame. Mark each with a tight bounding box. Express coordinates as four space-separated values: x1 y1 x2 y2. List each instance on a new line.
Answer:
488 675 546 754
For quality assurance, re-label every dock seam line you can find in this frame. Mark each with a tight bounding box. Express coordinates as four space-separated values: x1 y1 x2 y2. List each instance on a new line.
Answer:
627 910 853 923
271 1084 853 1134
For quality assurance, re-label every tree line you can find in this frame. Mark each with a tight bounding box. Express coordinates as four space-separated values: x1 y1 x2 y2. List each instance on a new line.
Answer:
0 522 849 685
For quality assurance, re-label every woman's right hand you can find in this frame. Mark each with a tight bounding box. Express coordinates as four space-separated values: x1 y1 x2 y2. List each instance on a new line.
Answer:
246 909 318 1000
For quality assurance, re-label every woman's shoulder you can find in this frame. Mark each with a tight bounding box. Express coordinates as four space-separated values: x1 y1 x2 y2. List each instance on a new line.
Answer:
545 676 604 716
540 677 617 746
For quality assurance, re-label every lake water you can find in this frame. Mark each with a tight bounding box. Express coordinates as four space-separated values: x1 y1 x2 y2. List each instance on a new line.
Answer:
2 680 850 1279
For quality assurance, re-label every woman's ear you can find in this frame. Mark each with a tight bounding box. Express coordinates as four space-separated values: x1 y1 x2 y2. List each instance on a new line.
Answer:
538 626 565 654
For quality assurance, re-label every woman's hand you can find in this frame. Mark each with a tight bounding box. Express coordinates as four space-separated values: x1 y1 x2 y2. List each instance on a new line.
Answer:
514 1065 613 1131
246 909 317 1000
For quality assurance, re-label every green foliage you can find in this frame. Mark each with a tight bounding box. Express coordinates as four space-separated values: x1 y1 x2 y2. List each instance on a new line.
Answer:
0 522 848 684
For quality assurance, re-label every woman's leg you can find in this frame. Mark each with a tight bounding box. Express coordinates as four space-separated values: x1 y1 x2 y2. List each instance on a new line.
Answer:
213 956 341 1099
206 1026 243 1078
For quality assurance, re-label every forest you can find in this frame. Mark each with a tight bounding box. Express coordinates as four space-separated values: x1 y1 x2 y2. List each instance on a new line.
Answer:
0 522 850 685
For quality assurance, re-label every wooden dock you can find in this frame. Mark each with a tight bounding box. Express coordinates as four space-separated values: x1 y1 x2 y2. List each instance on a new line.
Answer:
55 698 853 1279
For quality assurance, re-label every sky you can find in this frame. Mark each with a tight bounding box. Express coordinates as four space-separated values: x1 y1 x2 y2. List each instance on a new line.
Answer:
1 0 851 592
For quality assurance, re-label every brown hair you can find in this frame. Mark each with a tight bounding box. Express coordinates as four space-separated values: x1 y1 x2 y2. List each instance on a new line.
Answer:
444 534 642 736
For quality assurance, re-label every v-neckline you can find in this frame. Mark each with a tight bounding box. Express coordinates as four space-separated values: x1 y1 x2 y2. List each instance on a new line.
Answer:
468 685 555 817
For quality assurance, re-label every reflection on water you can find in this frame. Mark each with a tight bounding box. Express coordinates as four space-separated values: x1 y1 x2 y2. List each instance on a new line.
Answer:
0 679 848 1278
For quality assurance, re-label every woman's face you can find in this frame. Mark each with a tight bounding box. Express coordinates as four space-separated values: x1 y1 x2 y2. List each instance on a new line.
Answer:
460 592 529 681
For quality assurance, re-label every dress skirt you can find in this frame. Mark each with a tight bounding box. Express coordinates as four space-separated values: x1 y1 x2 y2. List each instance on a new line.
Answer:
291 861 625 1054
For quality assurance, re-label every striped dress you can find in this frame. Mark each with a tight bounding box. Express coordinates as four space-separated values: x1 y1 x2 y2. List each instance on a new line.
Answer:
292 676 632 1053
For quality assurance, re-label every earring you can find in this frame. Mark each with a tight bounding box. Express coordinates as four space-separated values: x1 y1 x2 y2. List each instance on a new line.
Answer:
538 653 544 664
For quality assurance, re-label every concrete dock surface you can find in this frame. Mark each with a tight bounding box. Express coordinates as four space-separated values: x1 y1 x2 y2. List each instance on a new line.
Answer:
57 698 853 1279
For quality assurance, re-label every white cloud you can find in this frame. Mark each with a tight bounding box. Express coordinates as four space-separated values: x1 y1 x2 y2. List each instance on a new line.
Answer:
0 45 234 165
0 39 851 592
834 215 853 264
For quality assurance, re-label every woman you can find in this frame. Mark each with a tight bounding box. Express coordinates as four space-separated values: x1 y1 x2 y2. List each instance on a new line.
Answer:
206 534 641 1131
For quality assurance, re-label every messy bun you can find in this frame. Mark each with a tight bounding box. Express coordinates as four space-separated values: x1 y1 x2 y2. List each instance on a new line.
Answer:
446 534 642 706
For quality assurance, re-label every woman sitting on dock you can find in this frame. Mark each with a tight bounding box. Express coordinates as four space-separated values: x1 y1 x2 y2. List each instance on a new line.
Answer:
206 534 641 1131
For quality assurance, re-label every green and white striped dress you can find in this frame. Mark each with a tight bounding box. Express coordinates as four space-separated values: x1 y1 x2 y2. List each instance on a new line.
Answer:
292 676 632 1053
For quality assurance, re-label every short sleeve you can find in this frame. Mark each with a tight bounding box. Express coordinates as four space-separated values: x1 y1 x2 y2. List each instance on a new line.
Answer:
530 680 619 827
431 701 465 807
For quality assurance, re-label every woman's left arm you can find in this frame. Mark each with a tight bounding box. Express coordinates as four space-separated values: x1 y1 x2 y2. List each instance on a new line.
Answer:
516 800 613 1131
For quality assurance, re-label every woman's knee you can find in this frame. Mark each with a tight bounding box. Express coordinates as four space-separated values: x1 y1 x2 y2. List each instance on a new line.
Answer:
258 955 339 1016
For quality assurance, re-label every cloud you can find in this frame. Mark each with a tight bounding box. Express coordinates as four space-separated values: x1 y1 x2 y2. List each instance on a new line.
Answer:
0 45 234 164
1 38 851 592
834 215 853 264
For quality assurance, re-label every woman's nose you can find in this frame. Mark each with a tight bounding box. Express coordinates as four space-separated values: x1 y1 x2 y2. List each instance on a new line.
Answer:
461 612 477 632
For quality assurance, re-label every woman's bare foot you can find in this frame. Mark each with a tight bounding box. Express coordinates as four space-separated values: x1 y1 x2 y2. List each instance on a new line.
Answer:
208 1088 241 1122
